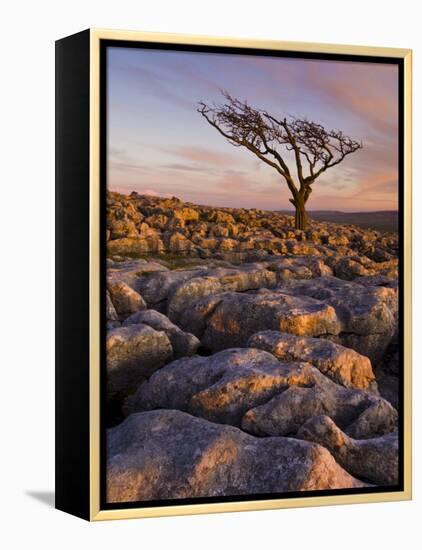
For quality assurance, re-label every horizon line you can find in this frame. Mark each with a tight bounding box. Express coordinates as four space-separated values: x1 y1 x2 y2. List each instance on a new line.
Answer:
108 189 398 214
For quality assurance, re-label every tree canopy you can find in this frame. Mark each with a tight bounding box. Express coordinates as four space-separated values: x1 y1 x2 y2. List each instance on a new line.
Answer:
198 91 362 230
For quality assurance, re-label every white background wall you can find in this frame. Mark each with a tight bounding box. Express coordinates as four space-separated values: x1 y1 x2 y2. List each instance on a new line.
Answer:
1 0 419 548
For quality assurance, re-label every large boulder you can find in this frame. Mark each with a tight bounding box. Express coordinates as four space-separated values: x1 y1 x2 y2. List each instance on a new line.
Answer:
167 265 276 323
123 309 200 358
266 256 332 282
278 277 398 363
107 281 146 318
107 259 169 291
132 262 277 317
107 410 364 502
200 290 340 352
177 293 225 339
136 268 206 307
106 324 172 401
125 348 397 438
124 348 284 424
345 399 399 439
331 256 374 280
278 276 397 334
167 276 224 322
211 264 277 292
297 415 399 485
241 367 397 439
247 331 376 391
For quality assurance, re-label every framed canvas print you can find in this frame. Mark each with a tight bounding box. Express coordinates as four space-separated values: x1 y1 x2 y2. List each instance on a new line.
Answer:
55 29 412 521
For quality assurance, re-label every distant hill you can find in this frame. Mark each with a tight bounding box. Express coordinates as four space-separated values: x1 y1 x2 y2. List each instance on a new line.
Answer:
278 210 398 233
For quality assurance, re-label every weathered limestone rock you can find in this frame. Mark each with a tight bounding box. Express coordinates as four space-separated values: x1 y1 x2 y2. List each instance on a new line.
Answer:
136 268 206 306
166 232 194 254
106 193 398 278
177 293 225 338
278 277 397 363
332 257 373 280
167 276 224 322
218 238 238 251
267 256 332 282
107 410 364 502
210 225 230 238
214 265 277 292
108 218 140 239
157 274 372 352
297 415 399 485
279 276 397 334
322 234 350 247
174 207 200 223
125 349 397 439
241 366 397 438
105 192 400 475
107 235 164 256
208 210 235 224
167 265 277 323
285 240 322 256
354 273 398 289
124 348 283 423
330 256 398 282
123 309 200 358
200 290 340 351
107 281 147 318
247 331 376 391
345 399 399 439
106 324 172 401
107 259 169 291
144 213 169 230
130 262 277 316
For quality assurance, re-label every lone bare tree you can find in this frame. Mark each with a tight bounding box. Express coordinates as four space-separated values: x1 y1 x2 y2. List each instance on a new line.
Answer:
198 92 362 230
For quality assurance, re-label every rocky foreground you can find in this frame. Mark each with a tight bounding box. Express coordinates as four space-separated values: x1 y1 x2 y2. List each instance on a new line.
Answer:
106 191 400 503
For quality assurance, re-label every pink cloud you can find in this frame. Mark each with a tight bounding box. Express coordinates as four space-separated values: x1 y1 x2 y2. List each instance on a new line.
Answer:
307 62 398 135
172 146 236 166
308 168 398 211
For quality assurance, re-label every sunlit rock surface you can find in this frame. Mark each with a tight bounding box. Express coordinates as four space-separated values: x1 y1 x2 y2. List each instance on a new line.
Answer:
247 330 376 391
105 192 400 495
107 410 365 503
125 349 397 439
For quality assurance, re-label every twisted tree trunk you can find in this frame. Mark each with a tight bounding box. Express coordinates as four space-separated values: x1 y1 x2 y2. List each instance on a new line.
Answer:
294 202 308 230
290 194 308 230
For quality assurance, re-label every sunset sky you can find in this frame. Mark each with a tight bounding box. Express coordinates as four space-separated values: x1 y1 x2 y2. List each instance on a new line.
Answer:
107 46 399 212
